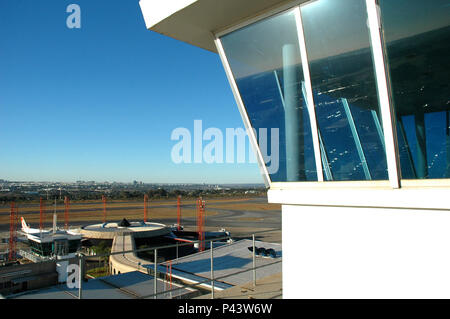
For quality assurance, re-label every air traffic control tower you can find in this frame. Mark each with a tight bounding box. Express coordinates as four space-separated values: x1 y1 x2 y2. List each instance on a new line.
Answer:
139 0 450 298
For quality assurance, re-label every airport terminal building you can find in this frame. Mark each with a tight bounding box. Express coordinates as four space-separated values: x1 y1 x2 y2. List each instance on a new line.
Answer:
140 0 450 298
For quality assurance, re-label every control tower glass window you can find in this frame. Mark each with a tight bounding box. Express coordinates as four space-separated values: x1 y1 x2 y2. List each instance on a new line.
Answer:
221 10 318 182
379 0 450 179
300 0 388 181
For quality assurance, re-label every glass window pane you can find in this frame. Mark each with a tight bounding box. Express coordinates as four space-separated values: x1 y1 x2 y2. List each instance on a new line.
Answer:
220 10 318 182
301 0 388 181
379 0 450 179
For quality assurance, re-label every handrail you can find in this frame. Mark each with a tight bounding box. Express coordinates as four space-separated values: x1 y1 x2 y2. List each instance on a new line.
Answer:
71 227 281 260
139 259 282 299
17 227 282 299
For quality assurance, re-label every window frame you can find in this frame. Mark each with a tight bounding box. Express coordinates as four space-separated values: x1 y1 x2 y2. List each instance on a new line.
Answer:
214 0 450 190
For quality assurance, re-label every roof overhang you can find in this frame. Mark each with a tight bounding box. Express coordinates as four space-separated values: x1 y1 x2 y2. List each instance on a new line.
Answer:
139 0 299 52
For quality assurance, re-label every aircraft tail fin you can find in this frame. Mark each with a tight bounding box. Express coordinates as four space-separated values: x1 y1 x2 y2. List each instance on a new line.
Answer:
21 217 29 232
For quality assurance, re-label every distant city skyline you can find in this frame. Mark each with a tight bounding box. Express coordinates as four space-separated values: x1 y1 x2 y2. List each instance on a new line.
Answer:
0 0 263 184
0 179 264 186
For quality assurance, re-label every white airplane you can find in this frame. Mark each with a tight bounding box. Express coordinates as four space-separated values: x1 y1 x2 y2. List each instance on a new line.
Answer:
20 217 49 235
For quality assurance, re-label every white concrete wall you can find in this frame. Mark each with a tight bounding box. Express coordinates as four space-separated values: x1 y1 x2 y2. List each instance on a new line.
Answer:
139 0 197 29
282 204 450 298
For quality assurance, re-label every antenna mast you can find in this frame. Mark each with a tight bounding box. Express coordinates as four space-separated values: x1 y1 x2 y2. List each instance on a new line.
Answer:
102 195 107 223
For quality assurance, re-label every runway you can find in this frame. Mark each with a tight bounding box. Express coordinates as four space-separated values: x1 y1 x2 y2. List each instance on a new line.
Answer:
0 197 281 242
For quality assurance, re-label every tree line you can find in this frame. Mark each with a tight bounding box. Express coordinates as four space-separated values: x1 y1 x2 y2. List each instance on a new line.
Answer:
0 187 265 204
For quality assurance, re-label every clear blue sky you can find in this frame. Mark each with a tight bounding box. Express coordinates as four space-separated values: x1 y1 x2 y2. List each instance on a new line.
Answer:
0 0 263 184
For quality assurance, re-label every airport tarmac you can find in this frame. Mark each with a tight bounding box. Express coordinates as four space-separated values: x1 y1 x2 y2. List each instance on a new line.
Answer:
0 197 281 243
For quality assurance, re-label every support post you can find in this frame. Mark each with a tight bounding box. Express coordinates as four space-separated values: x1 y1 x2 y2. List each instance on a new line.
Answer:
295 8 325 181
78 254 84 299
366 0 401 188
154 248 158 299
211 240 214 299
252 234 256 287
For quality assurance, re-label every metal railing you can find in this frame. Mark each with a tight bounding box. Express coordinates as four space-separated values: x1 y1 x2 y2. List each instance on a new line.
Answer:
140 252 282 300
74 228 282 299
11 228 281 299
18 249 53 263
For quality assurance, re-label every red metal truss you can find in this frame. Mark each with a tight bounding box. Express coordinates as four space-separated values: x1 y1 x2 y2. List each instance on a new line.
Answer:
177 195 181 230
40 197 45 231
196 198 206 252
9 202 17 261
144 194 148 222
102 195 107 223
64 196 70 230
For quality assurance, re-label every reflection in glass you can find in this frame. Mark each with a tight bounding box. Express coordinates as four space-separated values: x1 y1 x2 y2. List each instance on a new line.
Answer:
380 0 450 179
301 0 388 181
221 10 317 182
